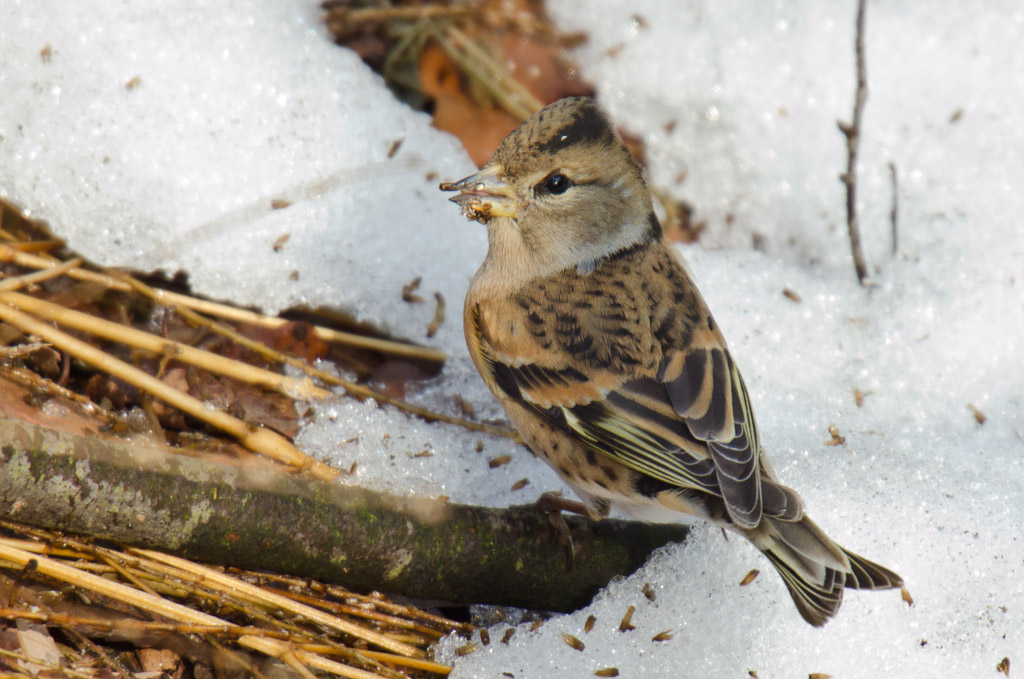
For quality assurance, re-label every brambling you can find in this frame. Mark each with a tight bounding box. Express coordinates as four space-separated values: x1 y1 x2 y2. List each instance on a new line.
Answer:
441 97 902 626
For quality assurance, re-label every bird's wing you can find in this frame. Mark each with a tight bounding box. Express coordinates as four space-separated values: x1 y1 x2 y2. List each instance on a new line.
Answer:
655 342 767 527
466 246 800 529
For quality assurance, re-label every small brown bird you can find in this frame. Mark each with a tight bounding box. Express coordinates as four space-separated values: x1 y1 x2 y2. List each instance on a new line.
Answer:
441 97 902 626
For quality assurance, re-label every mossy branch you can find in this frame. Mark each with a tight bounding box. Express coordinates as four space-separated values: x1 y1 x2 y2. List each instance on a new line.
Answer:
0 415 687 612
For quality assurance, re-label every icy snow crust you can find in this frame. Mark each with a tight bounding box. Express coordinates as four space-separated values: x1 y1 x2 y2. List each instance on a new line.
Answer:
2 1 1022 677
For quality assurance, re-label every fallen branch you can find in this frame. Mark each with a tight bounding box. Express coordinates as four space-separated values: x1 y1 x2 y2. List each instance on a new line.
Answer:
0 415 688 612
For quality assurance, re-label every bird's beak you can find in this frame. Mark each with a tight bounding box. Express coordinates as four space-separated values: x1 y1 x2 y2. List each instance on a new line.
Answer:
439 164 516 224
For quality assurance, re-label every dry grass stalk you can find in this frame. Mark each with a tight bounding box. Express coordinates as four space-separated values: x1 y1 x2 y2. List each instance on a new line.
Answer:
0 521 461 678
435 24 544 122
0 300 340 481
1 237 515 440
1 290 331 401
0 243 446 363
116 271 517 439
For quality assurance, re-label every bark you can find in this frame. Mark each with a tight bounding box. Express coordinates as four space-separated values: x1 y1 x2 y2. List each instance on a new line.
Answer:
0 416 688 611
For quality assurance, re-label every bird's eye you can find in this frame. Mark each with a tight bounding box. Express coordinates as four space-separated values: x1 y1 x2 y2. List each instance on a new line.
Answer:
539 173 572 196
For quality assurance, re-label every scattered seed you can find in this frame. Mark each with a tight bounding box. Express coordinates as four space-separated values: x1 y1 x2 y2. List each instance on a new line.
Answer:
740 569 760 586
594 668 619 677
854 387 864 407
642 582 656 601
437 494 450 503
619 605 636 632
348 461 358 475
968 403 987 425
825 424 846 446
651 630 674 642
388 138 404 158
427 292 445 337
455 643 477 657
489 454 512 468
808 674 831 679
289 269 299 281
125 75 142 90
529 619 543 633
502 673 514 678
475 440 485 453
408 450 434 458
562 633 585 652
271 198 292 210
901 587 914 606
40 44 52 61
479 629 490 646
501 628 516 644
510 478 530 491
997 656 1010 676
748 671 759 679
402 276 424 303
583 615 597 634
272 233 291 252
949 108 964 123
782 287 802 303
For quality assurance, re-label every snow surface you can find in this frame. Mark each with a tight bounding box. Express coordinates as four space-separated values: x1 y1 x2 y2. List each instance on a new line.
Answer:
2 1 1022 677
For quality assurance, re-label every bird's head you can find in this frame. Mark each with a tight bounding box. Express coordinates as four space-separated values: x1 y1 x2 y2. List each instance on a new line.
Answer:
441 97 659 277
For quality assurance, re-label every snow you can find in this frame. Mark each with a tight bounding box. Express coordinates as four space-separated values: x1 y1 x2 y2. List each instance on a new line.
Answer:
2 1 1022 678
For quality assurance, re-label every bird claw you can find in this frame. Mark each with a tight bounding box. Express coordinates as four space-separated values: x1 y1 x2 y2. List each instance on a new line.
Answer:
530 492 593 570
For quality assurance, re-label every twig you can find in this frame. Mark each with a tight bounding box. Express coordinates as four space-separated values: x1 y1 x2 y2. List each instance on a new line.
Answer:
889 161 899 255
838 0 870 284
0 301 341 481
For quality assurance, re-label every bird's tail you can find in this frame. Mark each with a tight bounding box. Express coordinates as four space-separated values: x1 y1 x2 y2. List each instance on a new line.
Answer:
744 515 903 626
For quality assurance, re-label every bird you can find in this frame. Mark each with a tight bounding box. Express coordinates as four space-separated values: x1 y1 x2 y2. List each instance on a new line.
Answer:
440 96 902 626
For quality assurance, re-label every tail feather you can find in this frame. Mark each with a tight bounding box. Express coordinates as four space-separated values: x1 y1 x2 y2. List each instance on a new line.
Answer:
749 516 902 627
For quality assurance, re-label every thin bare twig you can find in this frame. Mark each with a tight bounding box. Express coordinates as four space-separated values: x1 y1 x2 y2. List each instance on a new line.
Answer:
889 161 899 255
838 0 870 284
